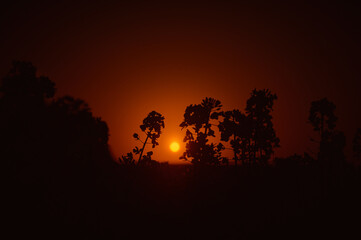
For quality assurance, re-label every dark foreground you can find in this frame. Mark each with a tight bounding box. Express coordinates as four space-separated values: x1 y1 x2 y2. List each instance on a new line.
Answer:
3 161 361 239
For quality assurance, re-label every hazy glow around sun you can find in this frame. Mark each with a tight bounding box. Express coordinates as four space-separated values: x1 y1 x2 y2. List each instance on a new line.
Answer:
169 142 180 152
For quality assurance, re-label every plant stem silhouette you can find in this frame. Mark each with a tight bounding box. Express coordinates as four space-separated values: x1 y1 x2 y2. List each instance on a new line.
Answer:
132 111 165 165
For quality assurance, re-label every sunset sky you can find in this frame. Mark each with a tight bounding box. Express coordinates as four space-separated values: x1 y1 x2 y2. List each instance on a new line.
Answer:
1 1 360 163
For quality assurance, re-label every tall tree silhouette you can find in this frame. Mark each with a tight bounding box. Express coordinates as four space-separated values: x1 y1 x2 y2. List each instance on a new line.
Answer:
180 97 225 165
308 98 345 167
218 109 251 166
0 61 56 169
245 89 279 165
129 111 165 166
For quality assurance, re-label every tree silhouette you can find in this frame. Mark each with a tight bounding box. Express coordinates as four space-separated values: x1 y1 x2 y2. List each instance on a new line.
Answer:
129 111 165 166
308 98 345 167
218 109 251 166
308 98 336 150
179 97 225 165
308 98 337 142
352 128 361 162
1 61 114 238
245 89 279 165
0 62 110 168
0 61 56 170
49 95 110 166
0 61 55 103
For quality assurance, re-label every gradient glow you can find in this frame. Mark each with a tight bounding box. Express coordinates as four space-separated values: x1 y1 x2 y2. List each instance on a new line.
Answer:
1 1 360 164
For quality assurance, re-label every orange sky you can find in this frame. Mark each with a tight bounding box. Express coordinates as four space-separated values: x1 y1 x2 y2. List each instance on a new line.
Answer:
1 1 360 163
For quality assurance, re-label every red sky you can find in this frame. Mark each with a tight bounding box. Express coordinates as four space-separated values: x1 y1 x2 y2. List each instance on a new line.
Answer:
1 1 360 163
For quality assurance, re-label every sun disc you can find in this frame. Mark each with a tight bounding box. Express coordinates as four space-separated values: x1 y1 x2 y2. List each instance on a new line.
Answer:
170 142 180 152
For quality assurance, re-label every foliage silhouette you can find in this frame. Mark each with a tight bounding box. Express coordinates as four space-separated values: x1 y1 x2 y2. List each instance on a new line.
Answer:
120 111 165 166
179 97 225 165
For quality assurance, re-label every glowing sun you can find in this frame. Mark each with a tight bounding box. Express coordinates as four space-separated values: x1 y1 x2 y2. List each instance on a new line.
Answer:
169 142 180 152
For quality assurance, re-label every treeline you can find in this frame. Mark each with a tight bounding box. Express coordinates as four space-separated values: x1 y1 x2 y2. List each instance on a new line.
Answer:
121 92 361 168
0 61 112 172
2 60 360 169
1 61 361 239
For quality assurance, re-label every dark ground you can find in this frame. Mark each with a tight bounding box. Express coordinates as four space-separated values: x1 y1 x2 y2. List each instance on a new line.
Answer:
3 160 361 239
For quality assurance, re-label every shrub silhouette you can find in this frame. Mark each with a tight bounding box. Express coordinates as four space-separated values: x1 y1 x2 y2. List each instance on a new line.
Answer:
275 152 314 168
179 97 225 165
119 152 136 166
